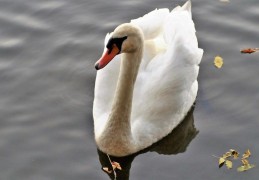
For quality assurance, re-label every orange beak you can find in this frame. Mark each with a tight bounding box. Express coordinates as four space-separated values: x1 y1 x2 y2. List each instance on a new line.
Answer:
95 45 120 70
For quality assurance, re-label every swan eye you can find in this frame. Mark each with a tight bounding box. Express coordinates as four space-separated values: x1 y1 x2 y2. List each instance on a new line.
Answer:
106 36 127 54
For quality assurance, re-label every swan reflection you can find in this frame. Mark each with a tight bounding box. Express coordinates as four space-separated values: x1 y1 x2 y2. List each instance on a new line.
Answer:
97 106 198 180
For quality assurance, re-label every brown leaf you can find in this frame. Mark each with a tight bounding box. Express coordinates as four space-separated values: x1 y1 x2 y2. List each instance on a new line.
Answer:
111 161 122 170
241 159 249 166
242 149 251 159
240 48 257 54
230 149 239 159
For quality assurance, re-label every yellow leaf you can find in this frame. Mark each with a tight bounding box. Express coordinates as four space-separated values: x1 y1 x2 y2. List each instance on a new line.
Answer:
243 149 251 159
219 157 225 168
230 149 239 159
237 164 255 172
223 151 232 159
214 56 223 68
226 160 233 169
241 159 249 166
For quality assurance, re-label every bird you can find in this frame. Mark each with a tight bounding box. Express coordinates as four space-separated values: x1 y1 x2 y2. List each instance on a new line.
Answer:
93 1 203 157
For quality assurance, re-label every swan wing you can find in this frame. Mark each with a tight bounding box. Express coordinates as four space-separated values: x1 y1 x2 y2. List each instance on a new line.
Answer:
131 1 203 148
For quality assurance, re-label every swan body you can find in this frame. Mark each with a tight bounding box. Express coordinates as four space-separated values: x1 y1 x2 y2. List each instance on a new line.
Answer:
93 1 203 156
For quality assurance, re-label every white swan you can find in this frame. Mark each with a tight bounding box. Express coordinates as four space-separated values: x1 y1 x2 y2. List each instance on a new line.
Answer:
93 1 203 157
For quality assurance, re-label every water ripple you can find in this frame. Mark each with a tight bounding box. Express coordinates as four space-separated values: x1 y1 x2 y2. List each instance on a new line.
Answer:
0 11 50 31
36 1 65 10
0 38 24 48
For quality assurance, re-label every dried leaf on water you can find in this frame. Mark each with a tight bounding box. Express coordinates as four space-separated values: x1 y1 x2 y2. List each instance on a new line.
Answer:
237 164 255 172
242 149 251 159
219 157 226 168
241 158 249 166
230 149 239 159
240 48 259 54
111 161 122 170
226 160 233 169
102 167 112 174
214 56 224 68
215 148 255 172
222 151 232 159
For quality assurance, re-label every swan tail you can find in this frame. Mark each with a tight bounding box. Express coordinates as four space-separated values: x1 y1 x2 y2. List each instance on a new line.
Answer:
181 1 192 16
162 1 202 66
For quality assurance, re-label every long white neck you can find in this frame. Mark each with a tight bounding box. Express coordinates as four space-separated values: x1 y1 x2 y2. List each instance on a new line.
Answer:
98 47 143 156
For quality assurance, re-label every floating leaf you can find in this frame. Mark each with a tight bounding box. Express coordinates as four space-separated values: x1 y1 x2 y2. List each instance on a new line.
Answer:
237 164 255 172
111 161 122 170
242 149 251 159
219 157 225 168
230 149 239 159
102 167 112 174
240 48 258 54
241 158 249 166
226 160 233 169
215 149 255 172
223 151 232 159
214 56 224 68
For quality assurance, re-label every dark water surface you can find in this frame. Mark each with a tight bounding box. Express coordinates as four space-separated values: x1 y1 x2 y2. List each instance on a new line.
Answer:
1 0 259 179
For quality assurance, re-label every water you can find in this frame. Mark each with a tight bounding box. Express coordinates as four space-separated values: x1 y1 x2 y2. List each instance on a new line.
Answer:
0 0 258 179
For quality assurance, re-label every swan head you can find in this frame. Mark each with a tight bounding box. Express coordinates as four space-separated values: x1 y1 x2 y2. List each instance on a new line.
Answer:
95 23 143 70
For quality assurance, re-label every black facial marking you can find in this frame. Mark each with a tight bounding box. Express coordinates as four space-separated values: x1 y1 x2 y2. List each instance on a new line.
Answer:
106 36 127 54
